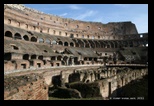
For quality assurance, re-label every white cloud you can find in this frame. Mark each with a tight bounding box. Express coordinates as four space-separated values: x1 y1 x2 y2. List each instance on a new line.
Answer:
75 10 98 20
60 13 68 17
69 4 81 10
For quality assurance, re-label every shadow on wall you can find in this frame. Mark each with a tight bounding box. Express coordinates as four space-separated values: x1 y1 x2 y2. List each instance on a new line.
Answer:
109 75 148 100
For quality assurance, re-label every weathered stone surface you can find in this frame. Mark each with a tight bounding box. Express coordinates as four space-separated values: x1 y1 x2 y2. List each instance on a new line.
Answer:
49 87 82 98
4 73 48 100
4 4 148 100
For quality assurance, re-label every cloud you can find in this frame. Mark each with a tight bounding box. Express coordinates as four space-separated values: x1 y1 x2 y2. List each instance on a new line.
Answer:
75 10 98 20
69 4 81 10
60 13 68 17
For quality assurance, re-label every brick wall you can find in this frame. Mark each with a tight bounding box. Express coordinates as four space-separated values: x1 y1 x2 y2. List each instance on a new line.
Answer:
4 73 48 100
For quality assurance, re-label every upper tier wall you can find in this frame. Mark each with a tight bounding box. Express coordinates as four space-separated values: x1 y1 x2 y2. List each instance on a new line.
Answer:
4 4 138 39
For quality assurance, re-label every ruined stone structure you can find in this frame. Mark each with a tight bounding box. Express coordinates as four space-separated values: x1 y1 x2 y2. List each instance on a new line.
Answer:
4 73 48 100
4 4 148 100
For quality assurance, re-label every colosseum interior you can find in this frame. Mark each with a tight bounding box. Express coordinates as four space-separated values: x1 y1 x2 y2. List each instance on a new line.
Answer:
4 4 148 100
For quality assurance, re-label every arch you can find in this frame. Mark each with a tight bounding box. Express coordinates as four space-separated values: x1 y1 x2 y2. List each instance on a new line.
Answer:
31 55 36 59
39 38 44 43
63 56 68 61
5 31 12 38
123 41 128 47
38 55 43 60
100 41 106 48
59 41 63 45
64 42 68 46
114 41 118 48
117 41 123 48
77 39 85 47
110 41 115 48
51 56 56 60
94 41 101 48
57 56 62 61
14 33 22 40
84 57 88 60
70 42 74 47
45 39 51 44
83 40 90 48
88 40 95 48
23 54 29 60
23 35 29 41
51 40 57 45
72 39 79 47
31 37 37 42
63 56 68 65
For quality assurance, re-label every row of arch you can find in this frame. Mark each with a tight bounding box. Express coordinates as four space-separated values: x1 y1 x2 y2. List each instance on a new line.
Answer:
4 30 148 48
5 18 145 41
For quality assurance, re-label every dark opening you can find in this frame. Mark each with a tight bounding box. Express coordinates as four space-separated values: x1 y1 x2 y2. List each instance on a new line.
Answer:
11 45 19 50
4 53 11 60
70 34 74 38
44 50 48 53
21 64 26 69
51 56 56 60
70 42 74 47
43 60 46 65
56 63 60 66
37 63 41 68
94 58 97 61
38 56 43 60
89 58 92 61
14 33 22 40
5 31 12 38
84 57 87 60
108 82 111 97
57 56 62 61
23 54 29 60
31 37 37 42
23 35 29 41
51 63 54 66
64 42 68 46
31 55 36 59
30 61 33 66
62 61 65 65
59 41 63 45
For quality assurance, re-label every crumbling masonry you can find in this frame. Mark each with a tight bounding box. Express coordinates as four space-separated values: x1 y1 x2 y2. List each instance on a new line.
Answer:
4 4 148 100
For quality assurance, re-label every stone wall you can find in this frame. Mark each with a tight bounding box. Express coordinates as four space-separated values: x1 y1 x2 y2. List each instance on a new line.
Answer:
4 73 48 100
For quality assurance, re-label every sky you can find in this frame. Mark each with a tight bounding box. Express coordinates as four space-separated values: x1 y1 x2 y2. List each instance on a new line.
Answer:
24 4 148 33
